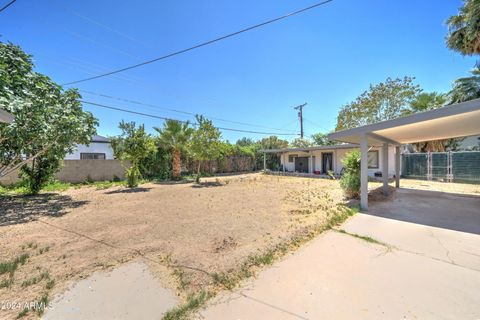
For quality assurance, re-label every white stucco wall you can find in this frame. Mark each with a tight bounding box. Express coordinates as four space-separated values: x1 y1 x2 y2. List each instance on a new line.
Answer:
279 146 398 177
65 142 114 160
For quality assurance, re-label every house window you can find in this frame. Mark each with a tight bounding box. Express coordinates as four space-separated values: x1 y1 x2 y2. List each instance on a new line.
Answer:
288 154 298 163
80 153 106 160
367 150 379 169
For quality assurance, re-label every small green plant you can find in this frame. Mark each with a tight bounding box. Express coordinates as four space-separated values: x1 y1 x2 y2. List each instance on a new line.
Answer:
327 170 336 180
84 175 94 184
0 253 29 276
42 181 71 192
212 272 236 290
45 279 55 290
339 150 361 199
16 307 28 319
0 277 14 288
36 292 49 316
126 166 141 188
162 291 212 320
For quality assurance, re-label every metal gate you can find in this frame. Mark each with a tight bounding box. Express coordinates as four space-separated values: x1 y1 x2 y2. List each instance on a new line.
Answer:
402 151 480 183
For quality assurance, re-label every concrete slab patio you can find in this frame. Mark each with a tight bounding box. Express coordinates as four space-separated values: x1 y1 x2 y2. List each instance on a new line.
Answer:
197 189 480 319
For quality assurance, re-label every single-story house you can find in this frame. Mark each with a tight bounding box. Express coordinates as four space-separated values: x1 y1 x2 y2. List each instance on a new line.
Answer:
65 135 114 160
0 109 14 123
261 144 397 177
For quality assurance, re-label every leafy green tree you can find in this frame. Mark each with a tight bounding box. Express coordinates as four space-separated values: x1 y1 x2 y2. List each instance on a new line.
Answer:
311 132 336 146
110 121 156 188
189 115 222 182
154 120 193 180
446 0 480 56
257 135 289 170
0 42 97 194
336 77 421 130
290 137 313 148
236 137 255 147
448 68 480 103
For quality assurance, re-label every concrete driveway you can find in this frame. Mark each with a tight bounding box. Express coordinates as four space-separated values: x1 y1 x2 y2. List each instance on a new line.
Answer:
197 188 480 319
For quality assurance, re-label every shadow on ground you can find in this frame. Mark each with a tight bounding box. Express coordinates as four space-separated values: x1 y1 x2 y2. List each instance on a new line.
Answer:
367 188 480 235
104 187 152 194
0 194 89 226
191 181 224 188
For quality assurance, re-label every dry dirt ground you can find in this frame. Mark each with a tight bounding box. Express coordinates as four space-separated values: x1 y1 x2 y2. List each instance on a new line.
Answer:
1 174 474 319
0 173 349 319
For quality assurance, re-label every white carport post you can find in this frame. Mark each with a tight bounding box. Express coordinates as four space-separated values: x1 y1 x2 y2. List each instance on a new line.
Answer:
309 152 313 174
382 143 389 196
263 152 266 172
360 134 369 211
282 153 286 173
395 146 400 188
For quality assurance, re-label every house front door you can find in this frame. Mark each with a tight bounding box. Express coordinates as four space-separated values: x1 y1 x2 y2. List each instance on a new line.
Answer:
322 153 333 174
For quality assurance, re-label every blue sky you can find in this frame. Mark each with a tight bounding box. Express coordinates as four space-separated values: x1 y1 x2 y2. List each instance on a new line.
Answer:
0 0 476 142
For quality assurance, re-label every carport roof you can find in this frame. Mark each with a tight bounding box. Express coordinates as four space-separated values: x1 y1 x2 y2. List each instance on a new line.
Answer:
0 109 13 123
328 98 480 146
260 143 358 153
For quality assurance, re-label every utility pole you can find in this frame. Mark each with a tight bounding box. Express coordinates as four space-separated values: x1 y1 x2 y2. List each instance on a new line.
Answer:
294 103 307 138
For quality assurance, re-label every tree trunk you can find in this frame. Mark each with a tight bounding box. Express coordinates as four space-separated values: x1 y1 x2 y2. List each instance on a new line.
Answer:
196 161 202 183
172 148 181 179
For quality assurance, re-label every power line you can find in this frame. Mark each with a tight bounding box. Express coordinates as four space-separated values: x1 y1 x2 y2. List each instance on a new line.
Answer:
304 117 331 132
81 100 299 136
0 0 17 13
62 0 334 85
50 0 149 48
80 89 298 133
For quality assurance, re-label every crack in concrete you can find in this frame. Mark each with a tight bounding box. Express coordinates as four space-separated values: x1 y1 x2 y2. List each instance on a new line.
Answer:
334 230 480 273
429 230 455 265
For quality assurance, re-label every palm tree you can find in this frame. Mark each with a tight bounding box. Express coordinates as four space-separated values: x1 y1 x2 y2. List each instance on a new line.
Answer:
448 68 480 103
155 120 193 180
408 92 446 113
446 0 480 56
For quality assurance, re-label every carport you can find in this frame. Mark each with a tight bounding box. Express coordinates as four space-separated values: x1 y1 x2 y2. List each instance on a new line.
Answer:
328 98 480 210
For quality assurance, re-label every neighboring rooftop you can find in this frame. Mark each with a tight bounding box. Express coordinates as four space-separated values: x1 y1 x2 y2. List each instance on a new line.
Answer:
91 135 110 143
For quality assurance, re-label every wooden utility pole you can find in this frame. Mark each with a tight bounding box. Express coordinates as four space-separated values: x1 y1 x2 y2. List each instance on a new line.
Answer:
294 103 307 138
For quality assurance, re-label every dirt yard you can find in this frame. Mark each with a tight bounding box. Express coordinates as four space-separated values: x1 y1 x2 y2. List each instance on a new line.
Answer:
0 173 350 319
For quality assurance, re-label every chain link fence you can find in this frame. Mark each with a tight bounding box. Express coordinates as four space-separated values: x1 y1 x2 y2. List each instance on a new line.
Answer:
402 151 480 183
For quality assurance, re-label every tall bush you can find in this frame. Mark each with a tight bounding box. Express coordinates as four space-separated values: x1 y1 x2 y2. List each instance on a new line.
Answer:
339 150 361 199
110 121 156 188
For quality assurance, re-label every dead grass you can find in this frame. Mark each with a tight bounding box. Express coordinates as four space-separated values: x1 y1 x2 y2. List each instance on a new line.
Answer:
0 173 354 319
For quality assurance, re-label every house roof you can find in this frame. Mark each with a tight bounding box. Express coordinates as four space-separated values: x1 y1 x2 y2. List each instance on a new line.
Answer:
0 109 14 123
91 135 110 143
260 143 358 153
328 98 480 146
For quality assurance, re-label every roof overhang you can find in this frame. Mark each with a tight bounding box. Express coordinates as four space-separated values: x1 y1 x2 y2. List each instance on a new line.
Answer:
0 109 14 123
260 143 358 153
328 98 480 146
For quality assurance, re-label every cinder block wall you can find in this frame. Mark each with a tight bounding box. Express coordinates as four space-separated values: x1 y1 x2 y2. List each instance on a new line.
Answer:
55 160 126 183
0 160 126 185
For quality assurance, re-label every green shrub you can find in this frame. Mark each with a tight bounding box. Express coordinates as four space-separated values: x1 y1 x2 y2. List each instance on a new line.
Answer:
340 150 361 198
126 166 141 188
